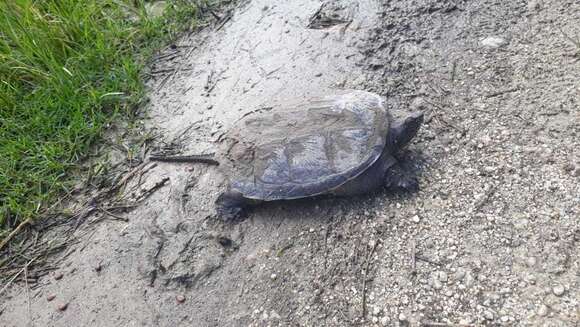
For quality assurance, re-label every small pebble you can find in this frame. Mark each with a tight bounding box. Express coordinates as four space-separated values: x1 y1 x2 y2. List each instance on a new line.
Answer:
481 36 506 48
432 279 443 290
454 268 466 281
552 284 565 296
270 311 281 320
398 313 407 321
176 295 186 303
411 215 420 223
46 294 56 302
527 0 542 11
54 272 64 281
270 273 277 280
314 73 323 77
57 303 68 311
437 271 448 283
537 304 549 317
483 310 494 320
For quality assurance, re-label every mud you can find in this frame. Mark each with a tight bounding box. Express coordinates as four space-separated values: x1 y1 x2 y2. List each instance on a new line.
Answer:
2 0 579 326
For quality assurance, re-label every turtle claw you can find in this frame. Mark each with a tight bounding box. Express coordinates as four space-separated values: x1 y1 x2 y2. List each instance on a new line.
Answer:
394 174 419 192
215 191 248 221
385 165 419 192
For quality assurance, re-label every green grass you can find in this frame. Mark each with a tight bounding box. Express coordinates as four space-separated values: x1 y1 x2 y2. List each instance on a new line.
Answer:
0 0 209 237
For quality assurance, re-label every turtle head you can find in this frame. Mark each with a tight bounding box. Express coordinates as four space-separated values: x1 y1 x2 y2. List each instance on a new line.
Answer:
389 111 424 150
215 190 248 221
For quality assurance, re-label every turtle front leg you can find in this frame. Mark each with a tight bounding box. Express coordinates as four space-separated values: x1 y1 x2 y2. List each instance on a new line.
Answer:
384 163 419 192
215 190 252 221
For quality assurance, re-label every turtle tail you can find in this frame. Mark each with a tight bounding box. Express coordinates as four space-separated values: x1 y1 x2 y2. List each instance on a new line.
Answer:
149 153 219 165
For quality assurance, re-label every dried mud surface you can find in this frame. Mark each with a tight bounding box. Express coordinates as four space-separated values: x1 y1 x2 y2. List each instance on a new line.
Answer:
2 0 579 326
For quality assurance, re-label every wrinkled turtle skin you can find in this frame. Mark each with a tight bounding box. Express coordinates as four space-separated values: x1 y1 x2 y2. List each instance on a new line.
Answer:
216 90 424 220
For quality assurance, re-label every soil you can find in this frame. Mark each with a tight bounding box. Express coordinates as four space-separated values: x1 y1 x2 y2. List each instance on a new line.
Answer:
2 0 579 326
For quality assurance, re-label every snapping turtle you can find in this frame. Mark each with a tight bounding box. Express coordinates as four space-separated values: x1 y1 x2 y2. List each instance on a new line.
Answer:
211 90 423 220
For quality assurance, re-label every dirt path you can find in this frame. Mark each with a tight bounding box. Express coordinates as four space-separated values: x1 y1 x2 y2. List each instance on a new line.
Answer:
2 0 579 326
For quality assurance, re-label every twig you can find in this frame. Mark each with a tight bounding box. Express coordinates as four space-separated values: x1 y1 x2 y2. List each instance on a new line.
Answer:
98 207 129 222
104 204 138 211
422 321 452 326
150 68 176 75
308 3 326 27
215 11 233 31
0 218 33 252
136 177 170 202
450 60 457 82
361 239 380 320
410 239 417 276
558 26 580 49
415 255 442 266
169 45 197 83
114 162 149 192
474 186 496 210
237 280 245 303
208 9 222 21
78 229 98 252
152 50 180 62
156 73 172 92
485 87 519 98
422 99 466 134
0 257 37 296
149 154 219 165
422 321 472 327
24 265 31 327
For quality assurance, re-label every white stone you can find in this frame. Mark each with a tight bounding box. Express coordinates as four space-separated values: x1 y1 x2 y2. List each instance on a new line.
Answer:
481 36 507 48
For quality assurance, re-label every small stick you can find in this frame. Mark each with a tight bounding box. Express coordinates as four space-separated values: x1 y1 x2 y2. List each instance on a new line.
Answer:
156 73 172 92
416 255 442 266
422 322 451 326
98 207 129 222
24 265 31 327
0 218 33 252
0 257 37 296
558 26 580 49
410 239 417 276
152 50 180 62
361 240 380 320
485 87 519 98
104 204 138 211
169 45 197 83
150 68 176 75
149 154 219 165
474 186 496 210
215 12 232 31
450 60 457 82
136 177 170 202
208 9 221 21
422 321 472 327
